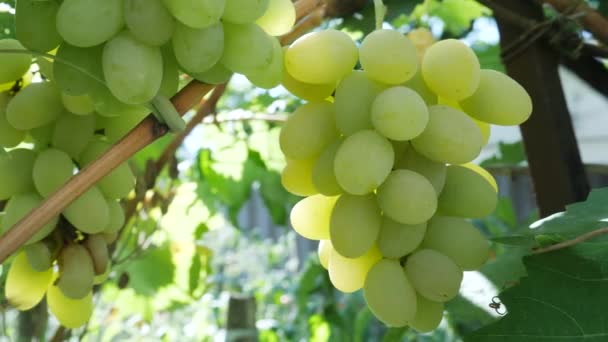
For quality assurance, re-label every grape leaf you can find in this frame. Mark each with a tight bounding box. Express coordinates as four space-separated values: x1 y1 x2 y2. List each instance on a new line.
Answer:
125 244 175 297
411 0 490 36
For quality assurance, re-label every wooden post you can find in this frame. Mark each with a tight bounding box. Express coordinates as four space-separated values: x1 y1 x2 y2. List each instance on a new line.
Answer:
495 0 590 217
225 295 258 342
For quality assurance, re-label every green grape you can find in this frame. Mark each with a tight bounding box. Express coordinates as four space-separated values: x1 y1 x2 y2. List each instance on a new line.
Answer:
282 61 336 101
52 113 95 159
312 140 343 196
36 56 54 81
256 0 296 36
33 148 74 197
47 284 93 328
93 261 112 284
360 29 418 85
363 259 417 327
279 101 337 160
0 149 36 200
159 45 180 97
377 170 437 225
404 249 463 302
61 93 94 115
103 31 162 105
62 186 110 234
102 231 119 244
57 244 95 299
330 194 381 258
411 105 483 164
16 0 62 52
6 82 64 130
30 123 55 146
394 147 447 194
5 252 54 310
25 241 53 272
162 0 224 29
334 70 386 135
421 39 480 101
377 218 426 259
53 43 103 96
460 69 532 126
79 139 136 199
410 294 444 332
281 158 318 197
84 235 109 275
290 194 338 240
402 69 437 105
124 0 175 47
2 193 58 244
437 164 497 218
221 22 274 75
172 21 223 74
285 30 358 84
89 82 149 118
334 130 394 195
223 0 269 23
0 93 26 148
99 109 149 142
247 37 283 89
473 118 491 145
318 240 332 269
191 62 233 85
328 245 381 293
105 199 125 234
0 39 31 84
422 216 489 271
56 0 124 47
371 86 429 141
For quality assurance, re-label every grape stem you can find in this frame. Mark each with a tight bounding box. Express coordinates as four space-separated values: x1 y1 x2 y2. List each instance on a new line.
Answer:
531 227 608 254
374 0 387 30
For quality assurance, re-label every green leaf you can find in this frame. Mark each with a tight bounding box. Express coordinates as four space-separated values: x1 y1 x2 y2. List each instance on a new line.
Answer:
466 245 608 341
473 43 505 72
480 141 526 167
125 244 175 297
0 11 15 39
131 134 173 172
411 0 490 36
188 252 202 295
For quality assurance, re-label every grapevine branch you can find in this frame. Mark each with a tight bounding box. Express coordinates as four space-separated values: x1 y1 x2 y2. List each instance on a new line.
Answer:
532 227 608 254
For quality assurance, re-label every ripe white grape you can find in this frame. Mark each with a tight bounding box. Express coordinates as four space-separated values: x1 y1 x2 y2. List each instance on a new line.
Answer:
282 64 336 101
5 252 53 311
377 170 437 225
223 0 269 24
172 21 224 74
330 194 381 258
360 29 418 85
0 39 31 84
47 284 93 329
62 186 110 234
371 86 429 141
281 158 318 196
162 0 224 29
334 130 394 195
247 37 283 89
312 140 344 196
334 70 386 135
394 146 447 194
317 240 332 269
405 249 463 302
56 0 124 47
438 164 497 218
124 0 175 47
6 82 64 130
16 0 62 52
221 22 274 75
410 294 444 332
256 0 296 36
290 194 338 240
377 218 426 259
328 245 381 293
33 148 75 197
105 200 126 234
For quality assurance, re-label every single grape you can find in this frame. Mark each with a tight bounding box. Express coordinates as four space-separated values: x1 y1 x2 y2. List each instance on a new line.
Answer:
411 105 483 164
88 82 149 119
105 199 126 234
47 284 93 328
282 62 336 101
56 0 124 47
0 93 26 148
62 186 110 234
312 140 344 196
360 29 418 84
103 31 163 104
410 293 444 332
377 170 437 225
222 0 269 23
279 101 338 160
422 39 480 100
371 86 429 141
290 194 338 240
438 164 497 218
377 218 426 259
84 235 110 275
0 39 31 84
0 149 36 200
407 28 435 60
162 0 224 29
221 22 274 75
422 216 489 270
124 0 175 47
334 130 394 195
5 252 54 310
328 245 381 293
394 147 447 194
159 46 180 97
25 241 54 272
172 21 224 74
285 30 358 84
334 70 386 135
53 43 104 96
2 193 58 244
33 148 74 197
460 69 533 126
405 249 463 302
247 37 283 89
330 194 381 258
6 82 64 130
472 117 491 145
281 158 318 197
402 70 438 105
363 259 417 327
51 113 95 159
56 244 95 299
318 240 332 269
61 93 94 115
191 62 233 85
16 0 62 52
256 0 296 36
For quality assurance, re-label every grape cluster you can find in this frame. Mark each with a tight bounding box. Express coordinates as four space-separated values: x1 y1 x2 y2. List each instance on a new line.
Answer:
279 28 532 330
0 0 295 329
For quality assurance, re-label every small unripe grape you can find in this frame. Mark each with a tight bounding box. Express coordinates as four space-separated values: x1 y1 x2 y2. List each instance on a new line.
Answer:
57 244 95 299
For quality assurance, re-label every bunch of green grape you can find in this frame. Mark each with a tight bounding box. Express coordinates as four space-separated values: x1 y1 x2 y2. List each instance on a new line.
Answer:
0 0 296 329
279 27 532 330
